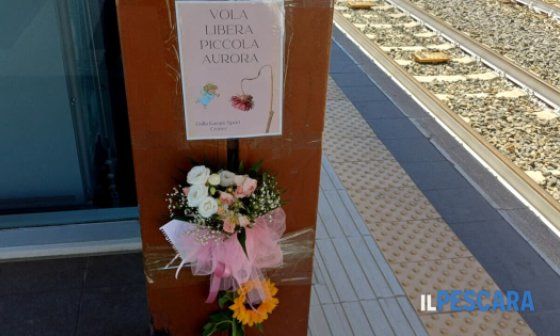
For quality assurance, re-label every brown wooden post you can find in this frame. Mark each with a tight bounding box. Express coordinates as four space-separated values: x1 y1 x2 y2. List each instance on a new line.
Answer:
116 1 333 335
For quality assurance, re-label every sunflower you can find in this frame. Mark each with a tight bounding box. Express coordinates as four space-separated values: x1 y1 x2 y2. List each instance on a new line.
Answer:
229 279 279 326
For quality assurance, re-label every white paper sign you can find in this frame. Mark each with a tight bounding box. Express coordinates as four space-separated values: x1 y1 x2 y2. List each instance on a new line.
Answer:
176 0 284 140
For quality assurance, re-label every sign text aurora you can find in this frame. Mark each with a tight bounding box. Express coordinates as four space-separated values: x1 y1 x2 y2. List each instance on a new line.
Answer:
201 9 260 64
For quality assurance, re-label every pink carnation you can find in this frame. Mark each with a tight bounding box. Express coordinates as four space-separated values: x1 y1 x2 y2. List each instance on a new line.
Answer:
231 94 254 111
223 219 236 234
219 191 235 206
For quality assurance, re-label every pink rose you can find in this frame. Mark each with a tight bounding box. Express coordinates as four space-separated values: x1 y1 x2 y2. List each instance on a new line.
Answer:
182 187 190 196
234 177 257 198
242 178 258 195
238 215 251 228
219 192 235 206
233 175 246 186
223 219 236 234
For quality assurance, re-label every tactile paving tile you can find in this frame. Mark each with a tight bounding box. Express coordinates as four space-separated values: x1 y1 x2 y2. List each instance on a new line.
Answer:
327 78 348 101
326 100 365 120
325 99 378 140
369 218 471 264
324 116 377 139
392 257 499 314
421 311 535 336
323 137 394 162
330 160 418 191
347 187 441 225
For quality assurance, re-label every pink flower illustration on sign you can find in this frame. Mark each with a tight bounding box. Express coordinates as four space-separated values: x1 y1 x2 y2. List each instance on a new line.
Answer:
233 64 276 133
231 94 254 111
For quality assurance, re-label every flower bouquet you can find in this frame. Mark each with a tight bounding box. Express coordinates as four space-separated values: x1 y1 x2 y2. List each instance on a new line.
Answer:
161 162 285 335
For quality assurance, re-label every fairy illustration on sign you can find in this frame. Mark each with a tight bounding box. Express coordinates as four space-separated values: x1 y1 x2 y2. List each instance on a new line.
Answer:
197 83 220 108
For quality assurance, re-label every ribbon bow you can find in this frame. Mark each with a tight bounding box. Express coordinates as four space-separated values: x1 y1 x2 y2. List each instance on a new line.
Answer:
160 208 286 303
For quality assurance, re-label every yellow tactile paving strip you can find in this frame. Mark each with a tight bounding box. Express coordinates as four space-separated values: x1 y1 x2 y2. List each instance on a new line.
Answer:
331 160 418 190
423 311 533 336
393 258 498 314
324 78 535 335
324 137 394 162
371 218 472 263
347 187 441 223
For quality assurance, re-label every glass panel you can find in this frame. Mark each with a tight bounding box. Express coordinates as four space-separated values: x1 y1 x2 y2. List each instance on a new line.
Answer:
0 0 135 221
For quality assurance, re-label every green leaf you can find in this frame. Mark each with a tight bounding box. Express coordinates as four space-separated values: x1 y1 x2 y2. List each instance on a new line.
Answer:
249 160 264 174
218 295 226 310
237 229 248 257
232 319 245 336
218 291 234 309
202 322 217 336
256 323 264 334
204 312 236 336
238 161 245 174
215 320 231 332
207 311 232 325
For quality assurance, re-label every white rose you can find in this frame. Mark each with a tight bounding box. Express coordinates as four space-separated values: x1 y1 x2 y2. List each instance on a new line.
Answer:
219 170 236 187
187 185 208 207
208 173 221 186
198 196 218 218
187 165 210 185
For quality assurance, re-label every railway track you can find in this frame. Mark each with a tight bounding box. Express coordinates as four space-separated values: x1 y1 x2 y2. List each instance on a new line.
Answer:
334 0 560 231
513 0 560 19
385 0 560 108
409 0 560 89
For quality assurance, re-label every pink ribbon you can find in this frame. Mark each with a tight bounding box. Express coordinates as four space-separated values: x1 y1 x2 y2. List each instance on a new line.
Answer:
161 208 286 303
206 262 229 303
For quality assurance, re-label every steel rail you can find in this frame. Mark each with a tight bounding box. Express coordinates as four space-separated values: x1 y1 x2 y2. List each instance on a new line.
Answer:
383 0 560 110
333 11 560 232
513 0 560 21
